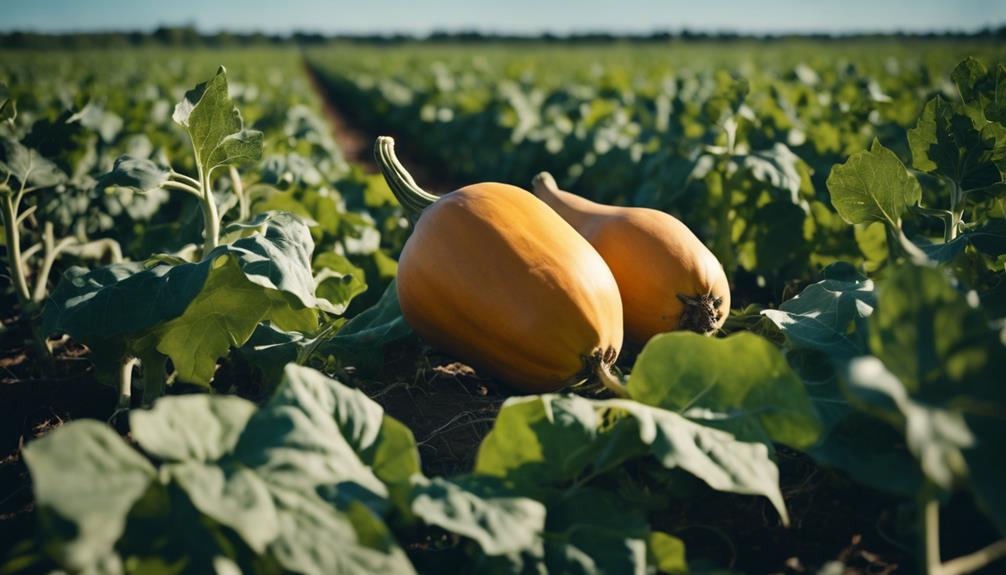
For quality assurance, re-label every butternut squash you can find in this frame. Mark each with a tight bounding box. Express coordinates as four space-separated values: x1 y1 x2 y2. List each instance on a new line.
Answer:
532 172 730 343
375 137 623 393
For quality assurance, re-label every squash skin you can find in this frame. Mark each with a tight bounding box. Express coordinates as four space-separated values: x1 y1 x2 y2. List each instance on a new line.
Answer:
397 182 624 392
532 174 730 344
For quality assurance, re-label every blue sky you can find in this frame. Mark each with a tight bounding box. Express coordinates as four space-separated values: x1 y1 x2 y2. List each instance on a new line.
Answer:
4 0 1005 34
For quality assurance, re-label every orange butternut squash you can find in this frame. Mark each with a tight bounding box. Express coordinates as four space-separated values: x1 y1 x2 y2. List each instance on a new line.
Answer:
375 137 623 393
532 172 730 343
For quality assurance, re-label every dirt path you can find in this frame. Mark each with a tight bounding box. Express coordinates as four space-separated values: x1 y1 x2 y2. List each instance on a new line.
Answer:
302 59 462 193
303 61 377 172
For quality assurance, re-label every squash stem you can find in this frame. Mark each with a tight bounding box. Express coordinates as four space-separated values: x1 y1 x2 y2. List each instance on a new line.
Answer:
589 348 629 398
595 364 629 398
374 136 440 222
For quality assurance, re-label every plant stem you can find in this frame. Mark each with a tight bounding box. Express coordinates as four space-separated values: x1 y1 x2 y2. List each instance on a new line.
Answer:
373 136 440 222
229 166 249 221
940 538 1006 575
162 180 203 198
118 357 138 410
141 353 169 407
199 170 220 253
947 181 963 242
709 170 735 275
31 222 76 303
587 361 627 398
920 491 942 575
1 188 32 306
169 170 201 188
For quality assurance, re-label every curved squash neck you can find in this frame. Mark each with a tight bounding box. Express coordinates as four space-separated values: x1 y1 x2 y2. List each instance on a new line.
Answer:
531 172 606 231
374 136 439 223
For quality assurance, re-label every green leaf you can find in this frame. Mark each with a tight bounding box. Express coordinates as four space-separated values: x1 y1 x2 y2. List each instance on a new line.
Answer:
602 399 791 524
474 395 599 492
408 476 546 556
970 219 1006 256
0 137 66 189
268 364 420 485
544 488 649 574
130 394 257 463
69 102 123 143
916 234 970 263
97 155 170 193
173 66 263 176
761 278 924 496
628 332 822 449
317 280 414 375
155 255 297 383
267 489 415 575
43 212 331 386
907 96 1002 190
952 57 1006 124
167 461 279 553
314 252 368 315
841 356 973 491
868 264 994 398
826 139 921 228
235 322 312 386
475 395 791 524
23 421 155 571
761 277 875 359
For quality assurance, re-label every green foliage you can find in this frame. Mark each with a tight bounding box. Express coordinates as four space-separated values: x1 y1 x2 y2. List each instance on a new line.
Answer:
6 44 1006 575
827 139 921 228
24 365 417 574
628 332 822 450
43 213 333 387
172 66 264 177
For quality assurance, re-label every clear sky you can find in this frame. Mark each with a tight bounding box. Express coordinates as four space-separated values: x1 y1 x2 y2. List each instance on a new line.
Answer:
4 0 1005 35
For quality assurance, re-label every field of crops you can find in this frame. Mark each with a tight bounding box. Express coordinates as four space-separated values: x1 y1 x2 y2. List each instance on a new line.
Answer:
1 40 1005 574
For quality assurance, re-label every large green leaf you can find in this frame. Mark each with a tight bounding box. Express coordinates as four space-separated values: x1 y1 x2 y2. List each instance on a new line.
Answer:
952 57 1006 124
907 96 1002 190
628 332 822 450
475 395 791 524
474 395 600 493
544 488 650 575
826 138 921 228
868 264 995 399
130 394 256 463
23 364 419 573
173 66 263 175
43 212 333 385
762 277 924 496
265 363 420 486
23 421 156 571
841 356 973 492
762 277 875 359
844 265 1006 527
408 476 546 557
601 399 791 524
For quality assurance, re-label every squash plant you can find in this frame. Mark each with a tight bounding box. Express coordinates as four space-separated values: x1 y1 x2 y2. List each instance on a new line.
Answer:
764 57 1006 575
18 341 823 574
43 68 338 407
1 110 127 356
98 65 262 254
